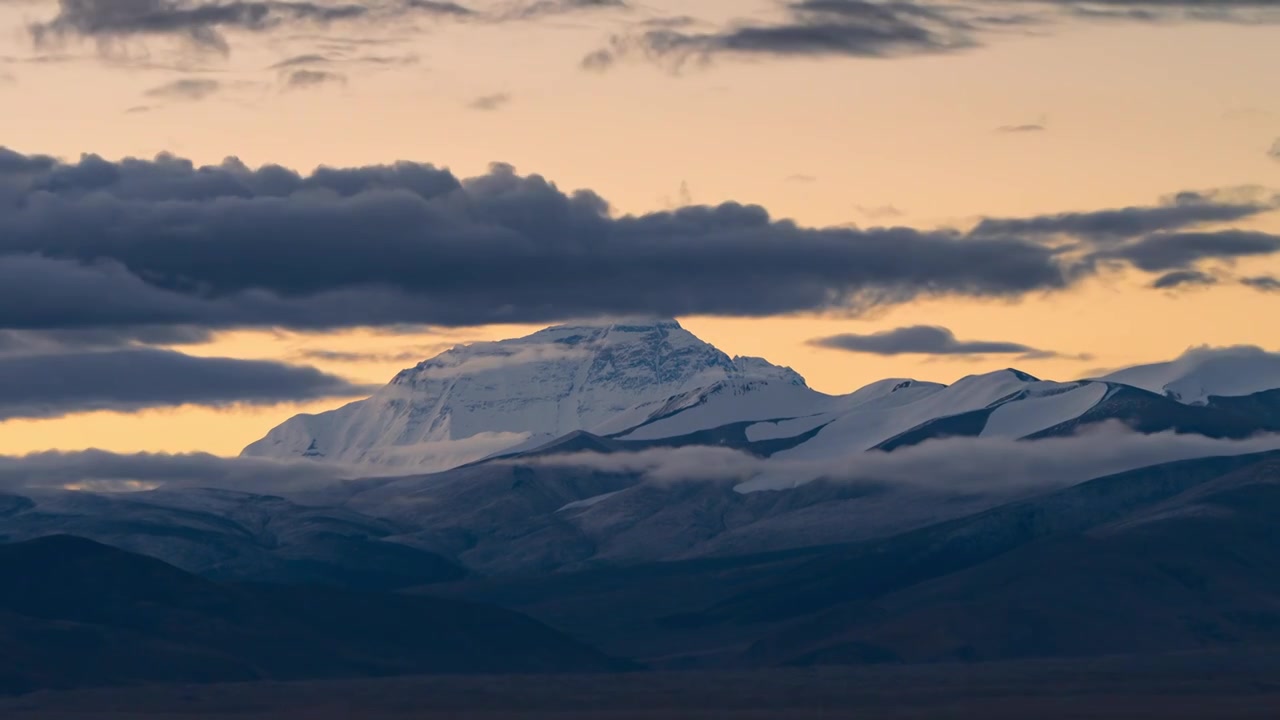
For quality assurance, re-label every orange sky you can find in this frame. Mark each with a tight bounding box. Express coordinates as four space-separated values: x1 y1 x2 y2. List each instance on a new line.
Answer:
1 1 1278 455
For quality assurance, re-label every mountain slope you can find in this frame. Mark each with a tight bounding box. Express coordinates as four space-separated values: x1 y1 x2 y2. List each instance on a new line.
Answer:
1101 346 1280 404
0 535 627 694
747 456 1280 666
242 319 808 471
0 489 465 591
241 318 1280 478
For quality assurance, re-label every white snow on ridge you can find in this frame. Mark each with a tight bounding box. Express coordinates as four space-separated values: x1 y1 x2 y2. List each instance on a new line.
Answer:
615 379 837 441
1101 346 1280 404
980 382 1107 438
243 317 1280 479
743 379 944 443
771 369 1048 462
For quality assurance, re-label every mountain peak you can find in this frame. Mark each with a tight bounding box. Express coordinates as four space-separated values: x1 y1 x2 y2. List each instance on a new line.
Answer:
1102 345 1280 404
242 318 799 470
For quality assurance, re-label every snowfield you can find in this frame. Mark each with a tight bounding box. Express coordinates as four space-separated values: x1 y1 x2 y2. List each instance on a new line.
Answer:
243 320 1280 476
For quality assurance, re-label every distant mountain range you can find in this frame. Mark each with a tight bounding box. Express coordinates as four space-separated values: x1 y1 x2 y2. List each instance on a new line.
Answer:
6 319 1280 692
242 319 1280 475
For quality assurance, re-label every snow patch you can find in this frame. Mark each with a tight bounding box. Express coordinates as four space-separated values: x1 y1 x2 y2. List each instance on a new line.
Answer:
980 382 1107 438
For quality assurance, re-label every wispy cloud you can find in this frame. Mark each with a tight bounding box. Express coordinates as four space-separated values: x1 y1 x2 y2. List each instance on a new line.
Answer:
283 68 346 89
1150 269 1219 290
585 0 1280 73
143 77 220 101
855 204 905 220
468 92 511 111
28 0 477 57
1242 275 1280 293
996 123 1046 133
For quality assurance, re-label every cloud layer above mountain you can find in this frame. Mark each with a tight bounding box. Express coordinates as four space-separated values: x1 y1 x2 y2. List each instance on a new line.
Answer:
0 146 1275 333
808 325 1079 359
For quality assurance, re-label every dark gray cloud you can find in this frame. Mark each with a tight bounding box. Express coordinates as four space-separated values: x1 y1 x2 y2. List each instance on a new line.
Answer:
0 326 213 357
498 0 628 21
0 146 1271 334
1242 275 1280 293
143 77 221 100
1150 269 1218 290
0 347 369 420
29 0 379 55
970 190 1279 244
1043 0 1280 24
582 0 1017 72
26 0 626 61
467 92 511 111
402 0 473 17
587 0 1280 72
1091 230 1280 272
267 51 418 69
809 324 1072 358
283 67 346 88
1270 138 1280 161
0 146 1072 332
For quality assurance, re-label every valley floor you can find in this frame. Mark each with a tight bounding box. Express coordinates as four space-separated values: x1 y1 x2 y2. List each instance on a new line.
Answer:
6 652 1280 720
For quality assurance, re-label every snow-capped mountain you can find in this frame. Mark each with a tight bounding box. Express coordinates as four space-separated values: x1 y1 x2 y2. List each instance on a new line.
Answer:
244 320 1280 475
1100 346 1280 404
242 318 811 471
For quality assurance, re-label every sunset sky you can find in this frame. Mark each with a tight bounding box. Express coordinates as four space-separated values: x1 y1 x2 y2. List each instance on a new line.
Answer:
1 0 1279 455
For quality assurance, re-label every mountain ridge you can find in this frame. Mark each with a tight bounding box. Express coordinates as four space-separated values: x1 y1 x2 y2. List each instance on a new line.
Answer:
243 320 1280 476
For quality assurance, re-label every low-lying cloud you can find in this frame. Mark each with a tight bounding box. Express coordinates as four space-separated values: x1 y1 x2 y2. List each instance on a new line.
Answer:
0 450 355 495
526 423 1280 496
4 425 1280 511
